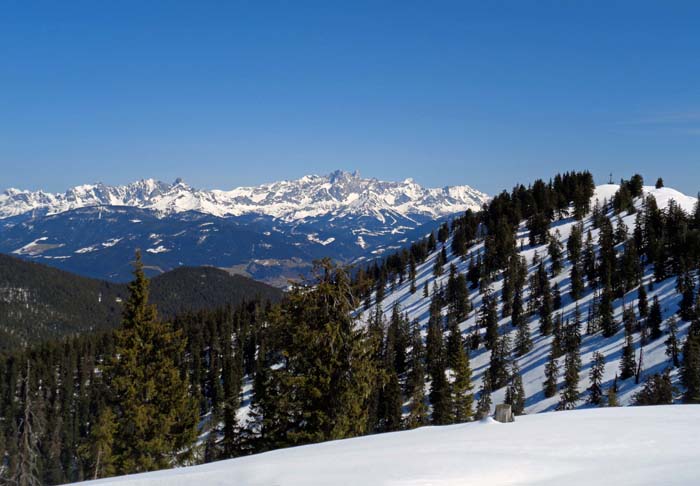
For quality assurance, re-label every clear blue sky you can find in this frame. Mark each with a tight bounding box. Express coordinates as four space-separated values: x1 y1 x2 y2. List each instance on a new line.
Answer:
2 1 700 195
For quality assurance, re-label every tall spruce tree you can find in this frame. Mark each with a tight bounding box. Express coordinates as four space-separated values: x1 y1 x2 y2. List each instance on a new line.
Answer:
264 259 378 445
505 360 526 415
665 316 681 367
648 296 663 341
405 321 428 429
588 352 606 406
451 339 474 423
543 342 559 399
682 306 700 403
619 308 637 380
107 251 198 474
557 333 581 410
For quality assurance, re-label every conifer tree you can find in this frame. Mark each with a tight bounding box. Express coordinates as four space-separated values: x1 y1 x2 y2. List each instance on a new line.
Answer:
681 310 700 403
539 279 554 336
515 320 532 357
451 339 474 423
553 282 562 310
548 231 563 276
488 334 511 390
638 283 649 318
570 263 584 302
476 379 492 420
107 252 198 474
543 343 559 399
619 309 637 380
505 360 526 415
633 370 674 405
405 321 428 429
480 288 499 351
567 223 583 265
429 368 453 425
80 408 117 480
607 377 620 407
600 282 618 337
262 259 378 446
665 316 680 367
557 332 581 410
588 352 606 406
583 230 597 284
648 296 663 341
12 362 42 486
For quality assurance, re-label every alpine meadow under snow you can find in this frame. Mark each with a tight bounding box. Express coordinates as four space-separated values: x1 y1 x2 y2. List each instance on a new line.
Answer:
72 406 700 486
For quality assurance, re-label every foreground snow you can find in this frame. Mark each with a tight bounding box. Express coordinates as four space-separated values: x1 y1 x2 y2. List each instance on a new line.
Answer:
73 406 699 486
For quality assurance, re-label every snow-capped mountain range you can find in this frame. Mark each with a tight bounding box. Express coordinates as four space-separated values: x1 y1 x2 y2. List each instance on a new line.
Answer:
0 170 488 222
0 171 488 285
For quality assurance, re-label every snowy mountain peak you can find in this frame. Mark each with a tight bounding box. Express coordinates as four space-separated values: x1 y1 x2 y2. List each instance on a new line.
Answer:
0 172 489 222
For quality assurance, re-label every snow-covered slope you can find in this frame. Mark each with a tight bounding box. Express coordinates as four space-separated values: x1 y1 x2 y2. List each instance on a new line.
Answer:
72 406 700 486
0 170 488 221
370 184 698 413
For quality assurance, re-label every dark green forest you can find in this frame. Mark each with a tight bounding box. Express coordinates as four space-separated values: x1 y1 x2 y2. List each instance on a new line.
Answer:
0 254 281 350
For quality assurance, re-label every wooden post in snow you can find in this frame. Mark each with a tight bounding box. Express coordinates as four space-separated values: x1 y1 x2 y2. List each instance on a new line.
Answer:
494 404 514 423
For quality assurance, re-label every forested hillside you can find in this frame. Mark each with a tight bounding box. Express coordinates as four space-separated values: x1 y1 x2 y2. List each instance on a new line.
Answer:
0 254 281 350
352 173 700 418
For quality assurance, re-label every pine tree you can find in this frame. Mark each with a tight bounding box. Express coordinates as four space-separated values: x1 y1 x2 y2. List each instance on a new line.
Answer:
505 360 526 415
515 321 532 357
107 252 198 474
476 379 492 420
619 309 637 380
543 342 559 399
79 407 117 480
488 334 511 390
539 279 554 336
548 231 563 276
557 333 581 410
665 316 680 367
681 311 700 403
638 283 649 318
588 352 606 406
600 282 618 337
570 263 584 301
648 296 663 341
480 288 499 351
429 368 453 425
634 370 675 405
451 339 474 423
12 362 42 486
607 377 620 407
405 321 428 429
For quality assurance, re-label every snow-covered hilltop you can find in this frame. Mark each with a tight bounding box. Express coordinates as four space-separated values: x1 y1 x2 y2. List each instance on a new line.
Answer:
0 170 489 222
72 406 700 486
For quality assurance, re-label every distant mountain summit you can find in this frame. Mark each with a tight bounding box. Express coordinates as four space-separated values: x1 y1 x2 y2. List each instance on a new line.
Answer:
0 171 489 285
0 170 488 221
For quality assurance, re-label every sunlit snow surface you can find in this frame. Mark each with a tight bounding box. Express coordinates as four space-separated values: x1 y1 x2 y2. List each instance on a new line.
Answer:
73 406 700 486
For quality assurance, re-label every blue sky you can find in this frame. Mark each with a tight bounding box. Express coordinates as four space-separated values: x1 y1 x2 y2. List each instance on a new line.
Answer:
2 1 700 195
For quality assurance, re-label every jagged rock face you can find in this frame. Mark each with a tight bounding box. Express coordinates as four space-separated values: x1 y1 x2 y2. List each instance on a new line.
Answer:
0 171 489 285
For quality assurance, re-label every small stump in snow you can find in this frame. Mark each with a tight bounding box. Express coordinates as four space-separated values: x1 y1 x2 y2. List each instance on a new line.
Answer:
494 404 514 423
